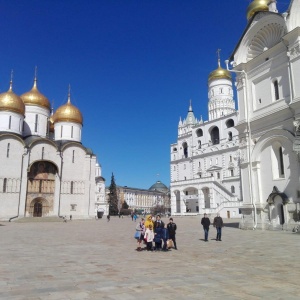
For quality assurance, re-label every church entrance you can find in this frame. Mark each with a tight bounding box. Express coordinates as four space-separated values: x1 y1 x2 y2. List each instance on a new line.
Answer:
33 202 43 217
30 198 50 217
25 161 57 217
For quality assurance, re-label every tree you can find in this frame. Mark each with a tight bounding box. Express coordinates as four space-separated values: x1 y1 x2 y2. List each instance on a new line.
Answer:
108 173 119 215
122 201 129 209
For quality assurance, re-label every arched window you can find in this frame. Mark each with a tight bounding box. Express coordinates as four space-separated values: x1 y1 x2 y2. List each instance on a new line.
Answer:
273 80 279 100
61 126 63 138
231 186 235 193
271 143 285 178
72 150 75 163
196 129 203 137
217 172 220 179
7 143 10 158
198 140 201 149
71 126 74 138
3 178 7 193
230 170 234 177
211 127 220 145
182 142 188 158
228 132 232 141
8 116 12 129
226 119 234 128
70 181 74 194
34 114 38 132
42 147 44 160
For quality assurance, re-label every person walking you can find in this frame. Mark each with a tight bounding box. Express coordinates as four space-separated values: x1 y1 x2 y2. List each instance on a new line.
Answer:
201 213 210 242
167 218 177 250
107 214 110 222
213 213 224 241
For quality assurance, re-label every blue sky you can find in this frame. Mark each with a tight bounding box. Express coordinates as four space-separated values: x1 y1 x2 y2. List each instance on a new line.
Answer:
0 0 290 189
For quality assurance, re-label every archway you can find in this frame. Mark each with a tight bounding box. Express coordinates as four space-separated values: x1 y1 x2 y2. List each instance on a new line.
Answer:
267 186 288 226
26 161 57 217
29 198 50 217
34 202 42 217
210 127 219 145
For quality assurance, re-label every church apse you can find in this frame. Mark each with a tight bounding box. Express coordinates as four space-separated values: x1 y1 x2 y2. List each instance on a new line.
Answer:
25 161 57 217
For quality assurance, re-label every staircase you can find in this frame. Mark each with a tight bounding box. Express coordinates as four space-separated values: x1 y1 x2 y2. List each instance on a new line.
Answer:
13 216 63 223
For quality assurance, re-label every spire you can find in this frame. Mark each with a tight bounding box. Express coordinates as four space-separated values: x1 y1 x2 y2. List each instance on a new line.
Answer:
179 116 183 126
186 100 196 125
188 99 193 112
217 49 221 68
9 70 13 91
33 66 38 88
68 84 71 103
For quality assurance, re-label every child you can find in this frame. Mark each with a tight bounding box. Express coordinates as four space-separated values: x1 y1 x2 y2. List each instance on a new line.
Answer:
144 224 154 251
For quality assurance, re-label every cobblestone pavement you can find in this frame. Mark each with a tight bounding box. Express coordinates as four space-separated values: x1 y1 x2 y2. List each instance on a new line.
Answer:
1 216 300 300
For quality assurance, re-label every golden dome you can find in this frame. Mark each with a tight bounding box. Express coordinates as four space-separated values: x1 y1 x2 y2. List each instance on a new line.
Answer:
0 82 25 115
52 92 83 125
208 59 231 82
21 78 50 109
247 0 269 20
49 114 54 132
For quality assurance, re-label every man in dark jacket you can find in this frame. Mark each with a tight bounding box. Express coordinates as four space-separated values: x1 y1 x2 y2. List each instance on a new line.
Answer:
213 213 224 241
167 218 177 250
201 213 211 242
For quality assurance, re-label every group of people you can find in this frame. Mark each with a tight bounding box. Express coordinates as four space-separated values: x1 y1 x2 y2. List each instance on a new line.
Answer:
134 214 177 251
201 213 224 241
134 213 224 251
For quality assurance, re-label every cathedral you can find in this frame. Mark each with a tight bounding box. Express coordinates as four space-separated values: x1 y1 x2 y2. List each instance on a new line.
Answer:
170 55 242 219
0 75 105 220
227 0 300 230
170 0 300 230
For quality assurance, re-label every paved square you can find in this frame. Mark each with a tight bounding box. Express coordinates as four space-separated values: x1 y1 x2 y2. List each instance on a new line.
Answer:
1 217 300 299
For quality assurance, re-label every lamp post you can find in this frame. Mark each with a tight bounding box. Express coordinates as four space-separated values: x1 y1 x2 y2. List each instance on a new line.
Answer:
225 60 257 229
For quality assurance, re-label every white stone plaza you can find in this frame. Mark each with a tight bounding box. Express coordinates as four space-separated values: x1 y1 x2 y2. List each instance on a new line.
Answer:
1 217 299 299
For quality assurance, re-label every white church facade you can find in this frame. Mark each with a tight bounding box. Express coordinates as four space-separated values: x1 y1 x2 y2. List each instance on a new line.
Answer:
0 75 105 220
170 57 242 219
226 0 300 230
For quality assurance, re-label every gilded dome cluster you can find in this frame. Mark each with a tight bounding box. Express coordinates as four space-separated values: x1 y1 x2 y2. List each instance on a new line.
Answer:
247 0 269 20
0 75 83 125
0 82 25 115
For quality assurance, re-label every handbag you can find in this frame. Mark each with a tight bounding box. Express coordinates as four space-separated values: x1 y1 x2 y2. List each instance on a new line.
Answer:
134 231 141 239
167 239 174 249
